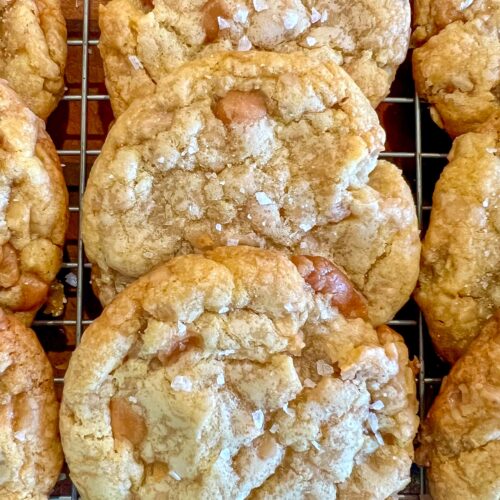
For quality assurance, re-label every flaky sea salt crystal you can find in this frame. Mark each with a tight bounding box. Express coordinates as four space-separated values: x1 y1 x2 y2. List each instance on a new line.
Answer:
14 431 26 442
283 10 299 29
219 349 236 356
219 306 229 313
303 378 316 388
282 403 296 417
459 0 474 10
234 6 249 23
321 9 329 22
252 409 265 429
227 239 239 246
238 36 252 51
217 372 225 385
270 423 279 434
486 147 497 154
253 0 268 12
367 412 379 432
370 400 384 411
239 187 246 194
171 375 192 392
128 396 138 404
255 192 273 205
65 272 77 287
247 214 253 220
306 36 317 47
215 223 223 231
483 199 489 207
128 55 143 70
219 448 231 460
311 440 322 451
177 321 187 336
299 222 313 232
316 360 334 376
218 16 231 29
284 303 294 312
310 7 321 23
169 470 182 481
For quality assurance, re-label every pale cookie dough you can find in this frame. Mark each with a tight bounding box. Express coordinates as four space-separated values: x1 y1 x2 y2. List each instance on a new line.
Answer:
415 131 500 363
60 246 419 500
417 313 500 500
83 51 420 326
99 0 411 116
0 80 68 325
0 0 67 120
0 308 63 499
413 2 500 137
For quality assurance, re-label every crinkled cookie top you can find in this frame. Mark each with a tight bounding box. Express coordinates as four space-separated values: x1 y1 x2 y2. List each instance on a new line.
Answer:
0 308 63 499
60 246 419 500
82 50 418 327
0 80 68 325
415 131 500 363
99 0 410 115
412 1 500 136
417 313 500 500
0 0 67 120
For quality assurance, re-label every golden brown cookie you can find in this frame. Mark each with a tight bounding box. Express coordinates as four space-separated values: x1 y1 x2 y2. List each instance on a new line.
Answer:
0 80 68 325
415 131 500 363
0 0 67 120
417 313 500 500
60 246 419 499
99 0 411 116
83 51 420 326
413 1 500 137
0 308 63 499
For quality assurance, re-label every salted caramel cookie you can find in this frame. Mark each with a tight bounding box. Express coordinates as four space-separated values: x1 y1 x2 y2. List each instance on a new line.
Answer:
99 0 411 116
413 2 500 136
83 51 419 325
417 313 500 500
0 0 67 120
0 308 63 499
415 131 500 363
60 246 419 499
0 80 68 325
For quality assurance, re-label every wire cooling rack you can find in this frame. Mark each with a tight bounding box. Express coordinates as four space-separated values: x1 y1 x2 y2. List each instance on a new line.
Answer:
37 0 453 497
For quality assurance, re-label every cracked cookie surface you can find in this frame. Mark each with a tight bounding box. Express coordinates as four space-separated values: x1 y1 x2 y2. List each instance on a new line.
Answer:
60 246 419 500
99 0 410 116
417 313 500 500
0 0 67 120
0 80 68 325
83 51 419 326
0 308 63 499
413 1 500 136
415 131 500 363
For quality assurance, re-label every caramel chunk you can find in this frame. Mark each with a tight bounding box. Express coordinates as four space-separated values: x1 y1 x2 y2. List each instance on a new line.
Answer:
0 243 20 288
158 336 203 366
213 91 267 125
13 274 49 311
202 0 230 43
109 397 147 446
291 255 368 320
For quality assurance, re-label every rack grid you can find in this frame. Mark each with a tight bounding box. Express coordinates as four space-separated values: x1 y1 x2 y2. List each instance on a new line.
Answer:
38 0 453 497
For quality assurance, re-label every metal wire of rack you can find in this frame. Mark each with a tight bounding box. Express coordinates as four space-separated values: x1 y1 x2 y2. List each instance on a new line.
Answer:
39 0 453 497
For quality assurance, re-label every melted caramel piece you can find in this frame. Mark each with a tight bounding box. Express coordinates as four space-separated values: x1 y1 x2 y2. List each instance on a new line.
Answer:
110 397 147 446
291 255 368 320
0 243 20 288
257 435 279 460
158 336 203 366
213 91 267 125
202 0 230 43
12 274 49 311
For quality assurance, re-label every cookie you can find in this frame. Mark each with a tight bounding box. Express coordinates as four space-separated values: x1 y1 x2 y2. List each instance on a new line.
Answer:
60 246 419 499
0 80 69 325
416 313 500 500
99 0 411 116
0 0 67 120
83 51 420 325
0 308 63 499
413 3 500 137
415 131 500 363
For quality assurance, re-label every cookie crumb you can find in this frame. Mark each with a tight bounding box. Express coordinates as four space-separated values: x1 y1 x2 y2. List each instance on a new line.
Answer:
128 55 143 70
171 375 193 392
252 409 265 429
316 359 334 376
